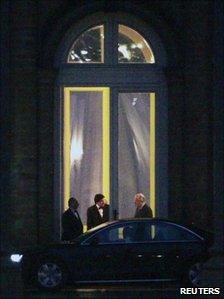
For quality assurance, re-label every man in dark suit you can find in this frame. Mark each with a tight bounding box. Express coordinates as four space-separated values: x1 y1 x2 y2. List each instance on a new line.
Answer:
87 194 109 230
134 193 153 218
61 197 83 241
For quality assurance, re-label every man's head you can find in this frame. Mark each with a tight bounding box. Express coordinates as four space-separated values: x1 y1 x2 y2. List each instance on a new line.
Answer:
94 193 105 208
134 193 145 208
68 197 79 210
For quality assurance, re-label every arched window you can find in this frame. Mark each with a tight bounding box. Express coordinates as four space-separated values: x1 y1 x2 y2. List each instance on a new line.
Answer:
68 25 104 63
67 24 155 64
55 14 167 231
118 25 155 63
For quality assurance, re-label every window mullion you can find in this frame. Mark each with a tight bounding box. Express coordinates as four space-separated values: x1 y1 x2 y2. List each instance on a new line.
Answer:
110 88 119 219
106 14 117 65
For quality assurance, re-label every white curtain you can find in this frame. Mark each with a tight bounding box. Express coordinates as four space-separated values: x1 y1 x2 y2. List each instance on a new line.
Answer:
70 92 102 224
118 93 150 218
69 91 151 223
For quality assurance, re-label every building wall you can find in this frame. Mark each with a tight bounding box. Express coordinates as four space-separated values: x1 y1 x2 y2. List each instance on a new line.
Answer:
1 0 223 251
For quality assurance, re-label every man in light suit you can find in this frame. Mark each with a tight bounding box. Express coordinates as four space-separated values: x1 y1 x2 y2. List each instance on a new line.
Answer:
134 193 153 218
87 194 109 230
61 197 83 241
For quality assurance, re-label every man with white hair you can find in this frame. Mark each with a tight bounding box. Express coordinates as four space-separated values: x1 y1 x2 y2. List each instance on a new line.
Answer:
134 193 153 218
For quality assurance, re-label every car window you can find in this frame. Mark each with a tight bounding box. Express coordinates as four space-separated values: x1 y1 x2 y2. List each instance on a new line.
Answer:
144 222 199 241
86 222 141 244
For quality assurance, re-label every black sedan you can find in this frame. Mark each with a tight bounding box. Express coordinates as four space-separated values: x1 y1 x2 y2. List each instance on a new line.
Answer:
11 218 213 290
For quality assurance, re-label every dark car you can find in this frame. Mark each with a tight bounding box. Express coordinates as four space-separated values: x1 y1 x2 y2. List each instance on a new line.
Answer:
11 219 213 290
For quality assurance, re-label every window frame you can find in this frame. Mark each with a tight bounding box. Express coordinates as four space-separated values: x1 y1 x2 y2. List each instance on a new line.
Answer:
81 221 142 245
145 221 203 243
66 21 156 65
67 25 105 64
118 24 155 64
54 12 168 241
81 220 202 246
55 13 166 68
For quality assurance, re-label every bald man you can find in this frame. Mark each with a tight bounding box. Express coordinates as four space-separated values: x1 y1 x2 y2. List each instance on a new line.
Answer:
134 193 153 218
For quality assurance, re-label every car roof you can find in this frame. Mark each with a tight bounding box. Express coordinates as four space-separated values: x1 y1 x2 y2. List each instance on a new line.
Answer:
70 217 205 245
104 218 205 238
82 218 178 236
102 218 200 232
108 218 179 224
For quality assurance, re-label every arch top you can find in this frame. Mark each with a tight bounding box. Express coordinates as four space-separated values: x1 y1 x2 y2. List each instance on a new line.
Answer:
67 25 104 63
55 12 167 68
118 24 155 64
66 23 155 64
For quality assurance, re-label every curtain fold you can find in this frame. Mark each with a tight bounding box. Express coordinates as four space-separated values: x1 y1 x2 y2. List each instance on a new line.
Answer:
70 92 102 225
118 93 150 218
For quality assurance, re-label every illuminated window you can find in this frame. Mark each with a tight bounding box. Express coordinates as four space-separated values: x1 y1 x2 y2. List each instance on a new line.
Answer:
118 25 155 63
68 25 104 63
57 14 167 238
67 24 155 64
63 88 110 225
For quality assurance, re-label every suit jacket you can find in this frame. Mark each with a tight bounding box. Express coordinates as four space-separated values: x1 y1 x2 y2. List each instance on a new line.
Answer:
61 208 83 241
87 204 109 230
134 203 153 218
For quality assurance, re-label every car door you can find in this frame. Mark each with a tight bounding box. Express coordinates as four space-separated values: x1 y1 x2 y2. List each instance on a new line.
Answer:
143 222 183 279
117 220 185 281
141 221 202 280
75 222 148 281
87 221 156 281
115 220 161 280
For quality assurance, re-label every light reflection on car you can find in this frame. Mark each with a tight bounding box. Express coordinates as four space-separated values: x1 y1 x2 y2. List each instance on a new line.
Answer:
16 219 213 290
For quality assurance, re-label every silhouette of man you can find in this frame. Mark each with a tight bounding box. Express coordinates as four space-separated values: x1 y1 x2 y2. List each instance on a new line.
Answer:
87 194 109 230
61 197 83 241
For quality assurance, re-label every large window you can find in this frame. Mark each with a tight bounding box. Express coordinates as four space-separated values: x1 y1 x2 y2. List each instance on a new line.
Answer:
63 89 155 224
118 93 155 218
63 88 110 224
56 14 167 231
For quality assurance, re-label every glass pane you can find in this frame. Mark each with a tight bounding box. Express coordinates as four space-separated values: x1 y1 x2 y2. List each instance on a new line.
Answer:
118 93 151 218
145 223 199 241
69 91 103 224
118 25 155 63
91 222 140 244
68 25 104 63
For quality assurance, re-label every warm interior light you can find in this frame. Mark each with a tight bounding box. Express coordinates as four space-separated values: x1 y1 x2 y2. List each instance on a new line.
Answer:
118 24 155 63
137 43 143 49
118 44 131 60
71 135 83 163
